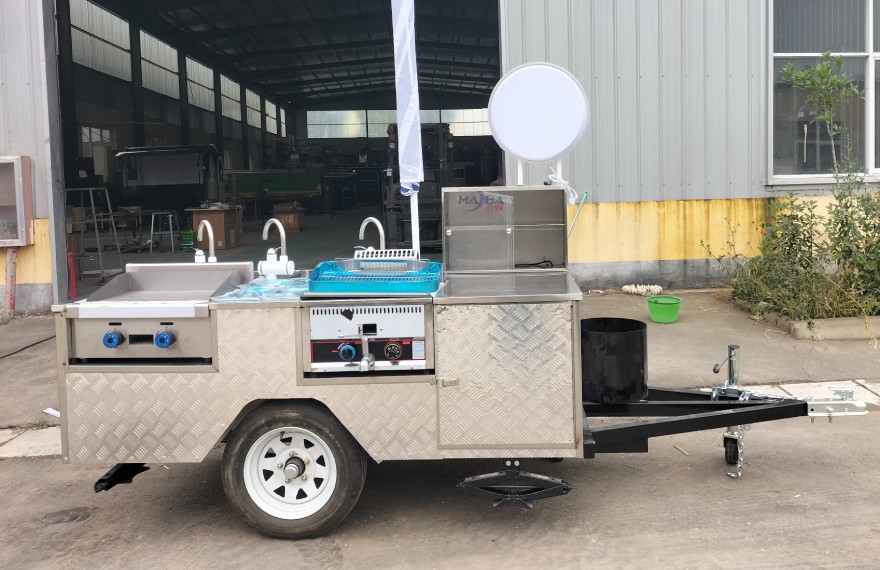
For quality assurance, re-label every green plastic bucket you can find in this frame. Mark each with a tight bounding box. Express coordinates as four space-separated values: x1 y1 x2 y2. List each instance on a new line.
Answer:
647 295 681 323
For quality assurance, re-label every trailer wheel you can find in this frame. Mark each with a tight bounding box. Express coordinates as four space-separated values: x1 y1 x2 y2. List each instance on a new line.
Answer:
723 437 739 465
221 402 367 539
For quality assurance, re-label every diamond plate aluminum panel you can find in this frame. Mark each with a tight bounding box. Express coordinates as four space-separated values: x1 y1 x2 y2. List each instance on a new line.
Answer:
66 308 297 463
323 385 437 460
435 303 576 447
64 305 579 464
64 308 444 463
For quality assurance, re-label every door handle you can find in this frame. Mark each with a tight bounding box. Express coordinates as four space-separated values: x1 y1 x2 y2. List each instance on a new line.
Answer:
439 377 460 388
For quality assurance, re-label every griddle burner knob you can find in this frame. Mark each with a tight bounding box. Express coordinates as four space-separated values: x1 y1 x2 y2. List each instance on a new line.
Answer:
155 330 176 349
338 344 357 362
102 330 123 349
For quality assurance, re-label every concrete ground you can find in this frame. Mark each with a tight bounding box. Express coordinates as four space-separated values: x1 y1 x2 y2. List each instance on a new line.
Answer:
1 265 879 566
0 315 58 429
0 416 877 568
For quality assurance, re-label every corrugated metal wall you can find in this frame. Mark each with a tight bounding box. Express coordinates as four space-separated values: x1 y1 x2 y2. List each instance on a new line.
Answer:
0 1 60 218
0 0 65 309
499 0 769 202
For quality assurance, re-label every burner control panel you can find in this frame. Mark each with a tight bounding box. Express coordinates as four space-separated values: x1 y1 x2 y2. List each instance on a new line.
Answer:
307 304 431 373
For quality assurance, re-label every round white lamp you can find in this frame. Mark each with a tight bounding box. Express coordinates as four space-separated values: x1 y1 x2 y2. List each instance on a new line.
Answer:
488 63 589 190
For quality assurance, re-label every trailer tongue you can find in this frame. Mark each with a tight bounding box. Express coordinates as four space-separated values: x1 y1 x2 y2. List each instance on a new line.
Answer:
459 345 865 508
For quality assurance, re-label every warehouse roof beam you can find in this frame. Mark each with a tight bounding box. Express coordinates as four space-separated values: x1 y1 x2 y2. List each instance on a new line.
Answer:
287 86 493 107
88 0 499 107
222 39 496 64
244 57 499 80
268 70 497 94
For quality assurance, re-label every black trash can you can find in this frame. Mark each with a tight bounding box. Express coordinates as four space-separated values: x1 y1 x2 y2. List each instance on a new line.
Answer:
581 318 648 403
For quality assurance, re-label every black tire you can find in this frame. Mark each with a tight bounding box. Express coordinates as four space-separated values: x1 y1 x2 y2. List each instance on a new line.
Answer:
724 437 739 465
221 402 368 539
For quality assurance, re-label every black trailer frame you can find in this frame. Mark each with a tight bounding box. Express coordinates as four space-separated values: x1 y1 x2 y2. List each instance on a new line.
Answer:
458 386 811 507
582 387 807 456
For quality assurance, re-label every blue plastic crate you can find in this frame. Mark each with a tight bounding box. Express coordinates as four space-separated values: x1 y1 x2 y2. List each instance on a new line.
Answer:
308 260 442 294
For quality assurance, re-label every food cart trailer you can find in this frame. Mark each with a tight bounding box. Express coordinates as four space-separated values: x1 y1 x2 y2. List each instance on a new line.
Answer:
53 183 868 539
54 49 868 538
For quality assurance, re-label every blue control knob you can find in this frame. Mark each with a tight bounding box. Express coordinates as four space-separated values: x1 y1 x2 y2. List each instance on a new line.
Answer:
338 344 356 362
154 330 175 349
102 330 123 349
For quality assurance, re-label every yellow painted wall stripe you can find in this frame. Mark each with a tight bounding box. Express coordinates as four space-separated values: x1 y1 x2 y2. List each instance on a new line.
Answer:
0 218 53 284
567 198 768 264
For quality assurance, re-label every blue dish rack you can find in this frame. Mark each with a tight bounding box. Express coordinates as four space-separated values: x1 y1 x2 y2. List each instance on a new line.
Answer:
308 260 443 294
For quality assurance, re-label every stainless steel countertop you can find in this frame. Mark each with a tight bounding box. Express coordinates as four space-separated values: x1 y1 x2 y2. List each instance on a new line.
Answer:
432 271 583 305
211 271 582 307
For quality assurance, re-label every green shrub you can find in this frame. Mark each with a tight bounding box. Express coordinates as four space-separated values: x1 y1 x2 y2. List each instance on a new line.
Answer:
709 169 880 321
710 53 879 322
825 154 880 315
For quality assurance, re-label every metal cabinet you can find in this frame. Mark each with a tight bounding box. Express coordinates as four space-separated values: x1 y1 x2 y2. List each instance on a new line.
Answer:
0 155 33 247
434 302 577 449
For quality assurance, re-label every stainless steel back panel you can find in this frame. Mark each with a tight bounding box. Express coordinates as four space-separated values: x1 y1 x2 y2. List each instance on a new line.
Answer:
443 185 568 272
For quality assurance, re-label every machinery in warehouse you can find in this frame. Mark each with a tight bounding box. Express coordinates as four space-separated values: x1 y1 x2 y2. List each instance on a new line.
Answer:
224 169 325 217
382 122 462 249
115 145 223 214
53 62 868 540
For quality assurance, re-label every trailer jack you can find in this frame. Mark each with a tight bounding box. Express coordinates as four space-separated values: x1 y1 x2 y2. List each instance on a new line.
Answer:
458 467 571 509
94 463 150 493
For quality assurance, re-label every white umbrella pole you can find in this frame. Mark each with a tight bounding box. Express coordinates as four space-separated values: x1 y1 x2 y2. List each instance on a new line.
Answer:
410 194 421 256
391 0 424 256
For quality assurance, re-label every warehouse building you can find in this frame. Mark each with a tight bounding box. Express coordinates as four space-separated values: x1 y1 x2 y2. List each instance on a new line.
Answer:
0 0 874 314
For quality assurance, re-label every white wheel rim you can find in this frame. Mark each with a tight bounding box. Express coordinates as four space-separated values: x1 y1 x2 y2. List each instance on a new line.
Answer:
243 426 338 520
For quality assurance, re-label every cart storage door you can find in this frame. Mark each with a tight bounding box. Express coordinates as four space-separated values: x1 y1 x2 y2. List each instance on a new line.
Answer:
434 303 577 448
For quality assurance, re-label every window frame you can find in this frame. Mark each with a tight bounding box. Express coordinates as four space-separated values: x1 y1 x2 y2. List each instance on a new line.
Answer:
769 0 877 186
80 126 114 157
265 100 278 135
306 109 491 139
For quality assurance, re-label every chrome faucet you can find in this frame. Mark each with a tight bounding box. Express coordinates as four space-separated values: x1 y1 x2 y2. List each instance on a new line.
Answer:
262 218 287 258
258 218 295 279
358 217 385 251
195 220 216 263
